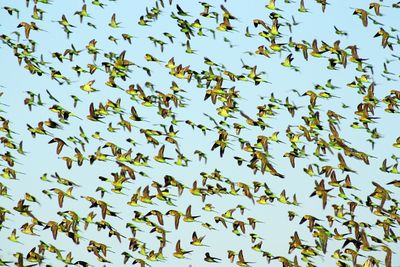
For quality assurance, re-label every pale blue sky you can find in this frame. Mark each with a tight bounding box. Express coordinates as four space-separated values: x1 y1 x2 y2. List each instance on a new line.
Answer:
0 0 400 266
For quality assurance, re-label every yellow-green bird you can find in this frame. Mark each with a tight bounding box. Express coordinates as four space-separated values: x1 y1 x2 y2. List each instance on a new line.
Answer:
74 4 90 23
109 13 121 28
173 240 192 259
353 8 369 27
392 136 400 148
154 145 173 163
204 252 221 263
8 229 22 243
236 250 253 266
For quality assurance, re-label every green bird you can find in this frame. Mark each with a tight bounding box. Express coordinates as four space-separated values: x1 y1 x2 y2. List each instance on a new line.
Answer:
109 13 121 28
204 252 221 263
173 240 192 259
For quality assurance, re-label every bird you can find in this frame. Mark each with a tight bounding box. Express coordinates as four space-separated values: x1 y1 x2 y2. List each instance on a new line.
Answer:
108 13 121 28
236 249 253 266
204 252 221 263
17 21 40 39
173 240 192 259
7 229 22 243
48 137 68 155
154 144 173 163
80 80 97 93
183 205 200 222
353 8 369 27
190 231 206 246
0 1 400 266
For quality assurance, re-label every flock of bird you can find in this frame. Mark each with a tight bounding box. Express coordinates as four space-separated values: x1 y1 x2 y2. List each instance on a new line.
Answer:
0 0 400 266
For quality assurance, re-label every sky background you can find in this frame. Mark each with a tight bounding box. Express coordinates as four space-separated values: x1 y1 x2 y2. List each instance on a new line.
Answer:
0 0 400 266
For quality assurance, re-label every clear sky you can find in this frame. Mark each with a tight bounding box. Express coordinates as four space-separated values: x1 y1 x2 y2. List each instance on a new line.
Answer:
0 0 400 266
